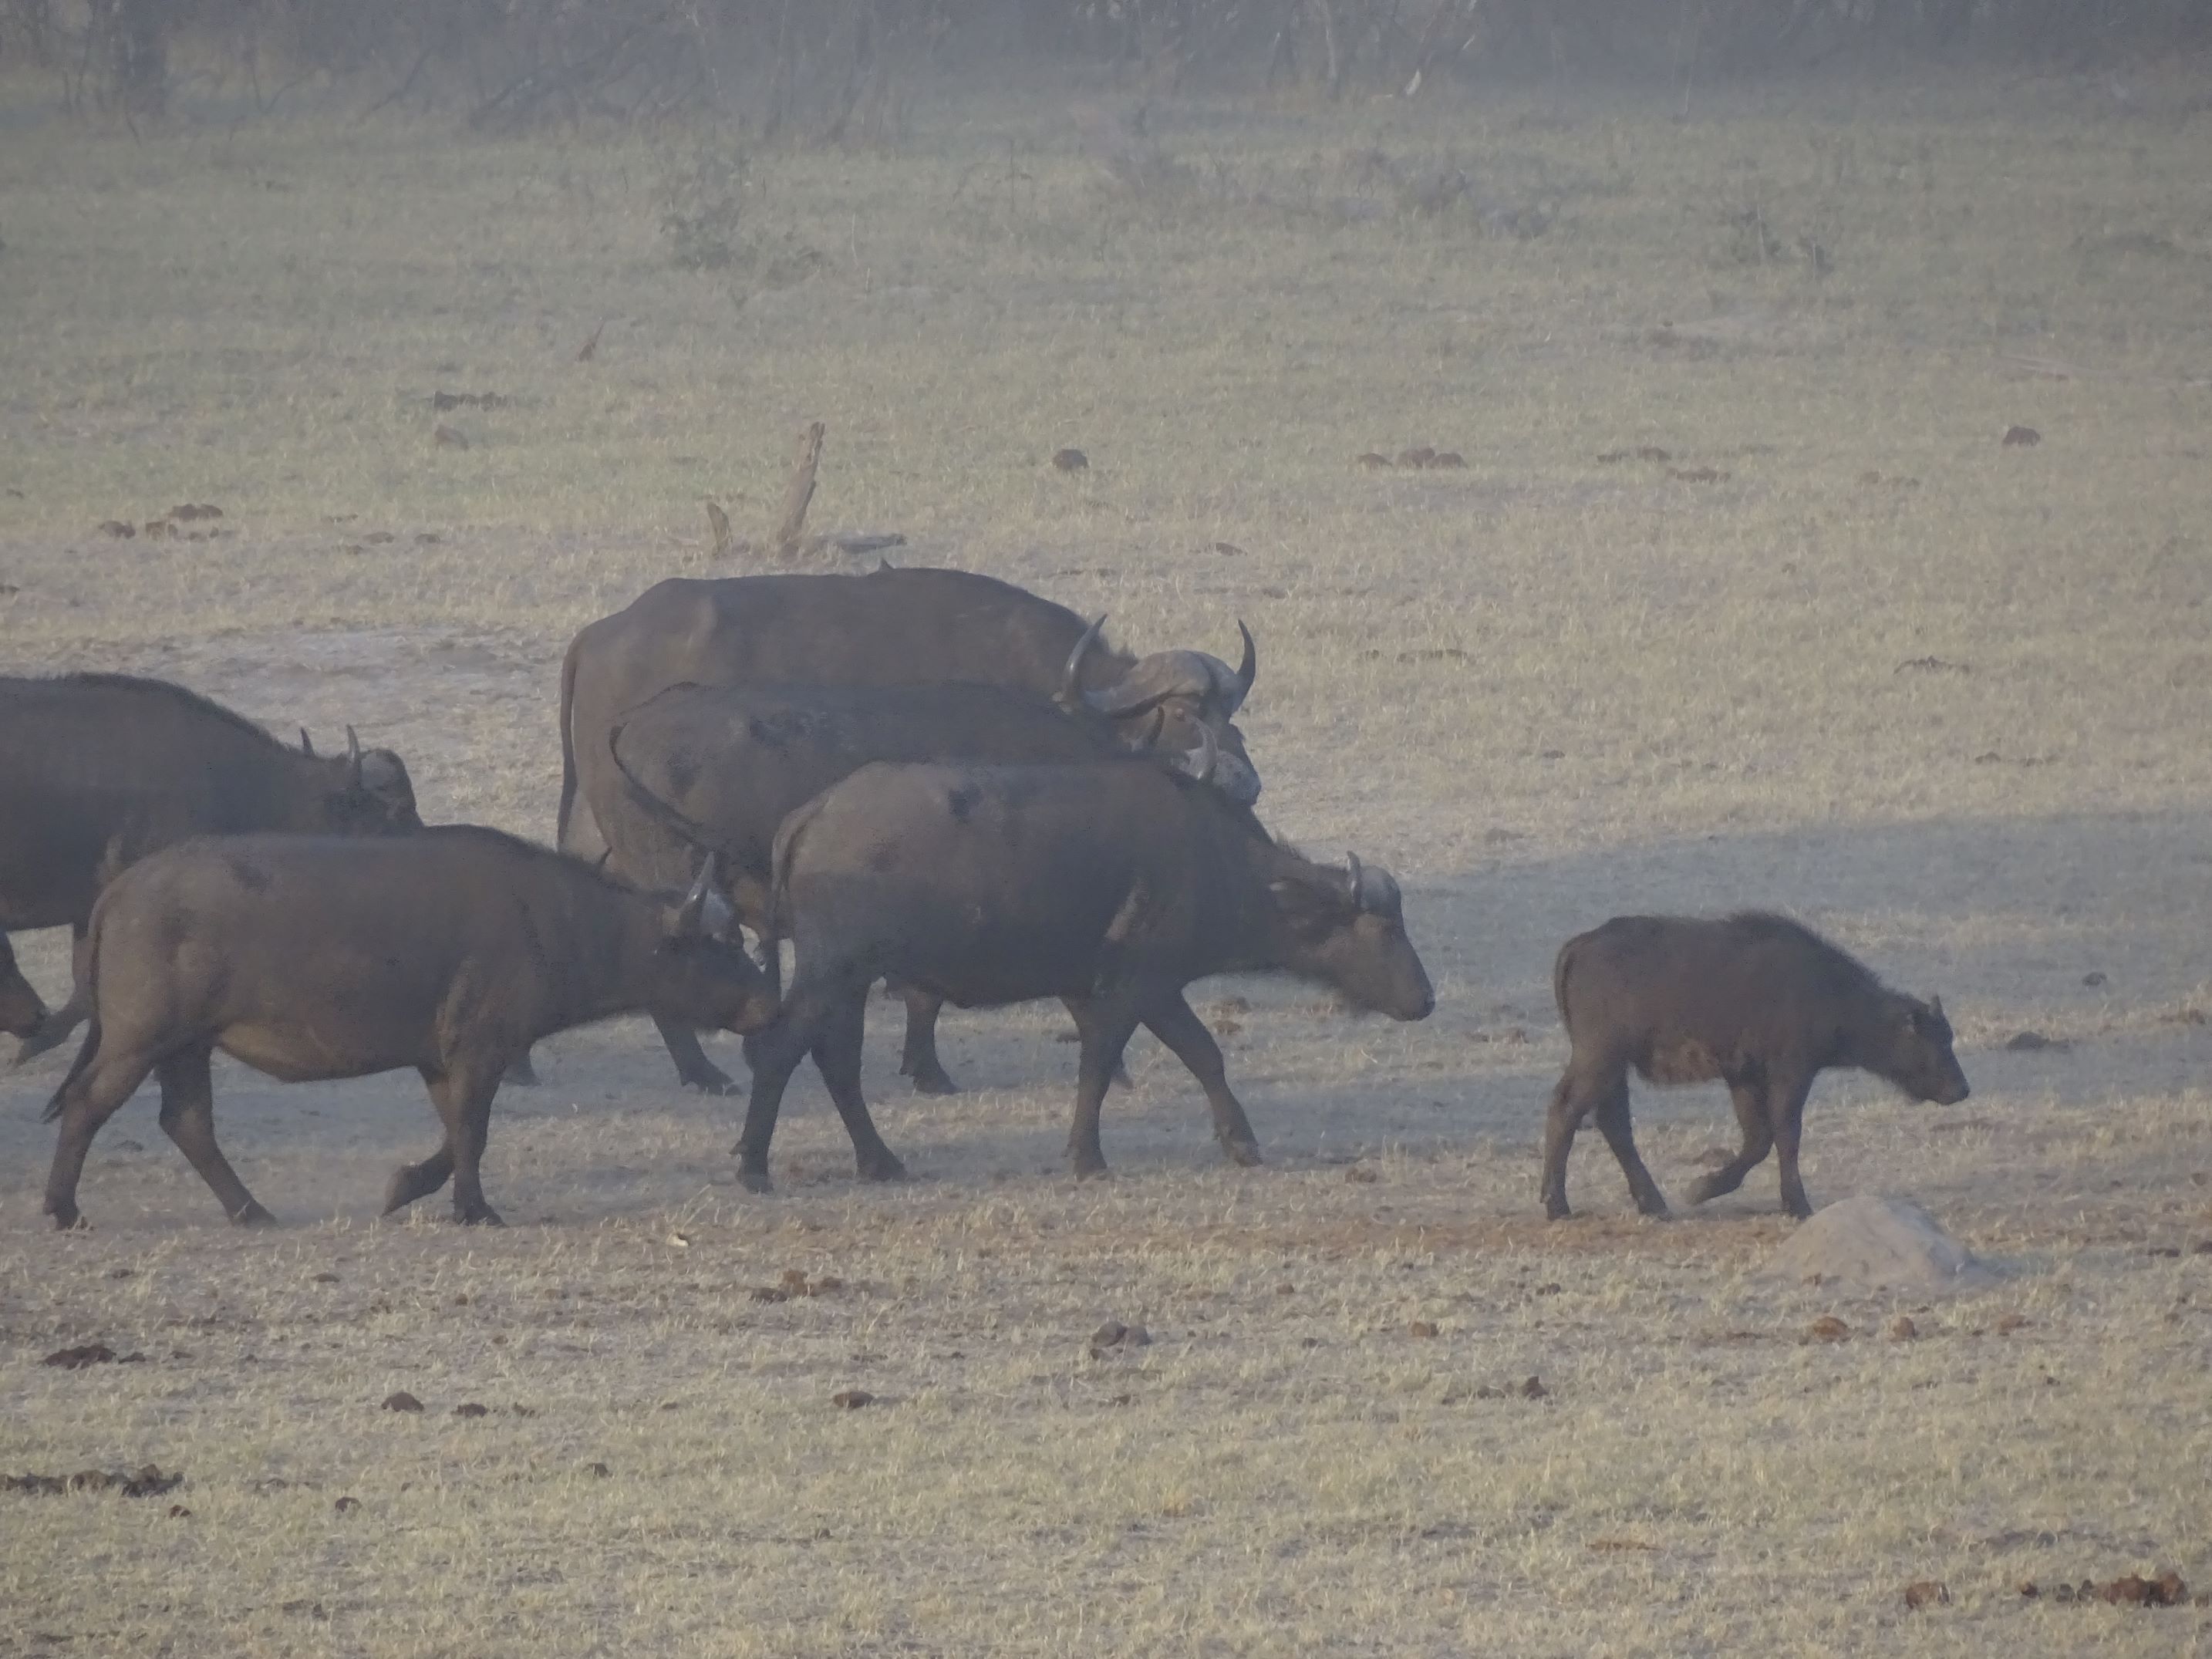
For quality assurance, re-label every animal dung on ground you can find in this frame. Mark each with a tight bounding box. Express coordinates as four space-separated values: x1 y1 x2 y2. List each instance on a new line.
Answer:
97 519 137 538
585 1462 611 1478
333 1495 360 1513
453 1402 489 1418
1902 1580 1951 1610
1806 1315 1851 1343
1050 447 1088 472
1408 1320 1440 1339
2005 1030 2070 1052
2002 424 2042 447
1761 1195 1997 1293
1090 1320 1152 1357
831 1389 876 1410
380 1391 425 1414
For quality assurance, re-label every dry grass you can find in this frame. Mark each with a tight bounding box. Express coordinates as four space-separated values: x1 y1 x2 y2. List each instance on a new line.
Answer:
3 67 2211 1656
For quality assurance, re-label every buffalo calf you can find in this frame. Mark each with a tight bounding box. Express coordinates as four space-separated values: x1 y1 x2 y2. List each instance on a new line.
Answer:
1541 912 1969 1221
42 828 776 1230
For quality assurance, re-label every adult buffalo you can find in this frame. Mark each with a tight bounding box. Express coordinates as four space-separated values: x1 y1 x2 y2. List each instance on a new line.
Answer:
731 752 1434 1189
41 828 775 1230
2 673 420 1061
555 566 1259 865
599 679 1238 1095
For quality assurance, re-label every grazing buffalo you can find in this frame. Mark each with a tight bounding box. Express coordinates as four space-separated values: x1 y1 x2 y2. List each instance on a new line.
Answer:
40 828 776 1230
0 935 47 1039
2 673 420 1061
555 566 1260 865
1540 912 1970 1222
600 679 1239 1095
729 754 1434 1189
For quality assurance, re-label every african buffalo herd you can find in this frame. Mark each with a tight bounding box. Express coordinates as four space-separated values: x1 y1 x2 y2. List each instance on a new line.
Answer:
2 563 1971 1230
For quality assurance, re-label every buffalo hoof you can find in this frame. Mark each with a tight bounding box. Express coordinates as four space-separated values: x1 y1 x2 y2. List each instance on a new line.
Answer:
733 1157 774 1195
903 1062 959 1098
1542 1198 1571 1222
678 1066 740 1096
1221 1137 1263 1168
858 1152 909 1183
231 1201 277 1226
1068 1152 1111 1181
45 1201 84 1232
456 1204 505 1227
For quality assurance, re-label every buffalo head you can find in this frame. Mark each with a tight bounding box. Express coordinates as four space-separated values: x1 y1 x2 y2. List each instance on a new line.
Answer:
1268 851 1433 1021
310 726 421 834
649 851 777 1034
1060 615 1262 804
1873 992 1970 1106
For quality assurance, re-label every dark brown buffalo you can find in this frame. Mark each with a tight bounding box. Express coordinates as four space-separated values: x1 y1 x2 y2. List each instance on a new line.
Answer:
41 828 776 1230
2 673 420 1061
600 679 1229 1095
0 935 47 1039
731 757 1433 1189
1540 912 1970 1222
555 566 1259 865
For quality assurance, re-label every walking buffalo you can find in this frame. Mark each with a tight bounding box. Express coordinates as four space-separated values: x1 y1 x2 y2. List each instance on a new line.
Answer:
2 673 420 1061
599 678 1241 1094
726 754 1433 1189
40 828 776 1230
1540 912 1970 1221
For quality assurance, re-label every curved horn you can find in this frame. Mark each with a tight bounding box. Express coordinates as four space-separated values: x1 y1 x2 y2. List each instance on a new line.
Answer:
1226 619 1256 714
676 850 721 936
1138 706 1167 751
607 722 728 858
299 727 315 757
1346 851 1364 910
1182 723 1217 785
346 725 362 786
1059 613 1108 708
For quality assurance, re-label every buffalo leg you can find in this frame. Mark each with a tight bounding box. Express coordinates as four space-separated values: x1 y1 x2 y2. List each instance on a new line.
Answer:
42 1040 161 1230
1687 1082 1775 1206
733 986 837 1192
1590 1079 1669 1218
419 1067 504 1226
895 984 959 1096
1539 1064 1597 1219
383 1071 457 1217
1064 995 1141 1178
154 1045 272 1225
15 924 91 1065
653 1013 738 1095
1140 992 1261 1167
811 992 907 1182
1767 1073 1817 1219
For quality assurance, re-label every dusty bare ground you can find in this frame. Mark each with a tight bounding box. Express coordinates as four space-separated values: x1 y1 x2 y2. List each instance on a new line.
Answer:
2 68 2211 1657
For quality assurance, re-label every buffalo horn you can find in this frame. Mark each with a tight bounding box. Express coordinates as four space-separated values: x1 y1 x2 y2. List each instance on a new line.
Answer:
299 727 315 757
676 850 722 936
1183 723 1216 785
346 725 362 786
607 723 728 855
1058 613 1108 708
1346 851 1364 910
1227 619 1256 714
1928 994 1944 1019
1138 707 1167 750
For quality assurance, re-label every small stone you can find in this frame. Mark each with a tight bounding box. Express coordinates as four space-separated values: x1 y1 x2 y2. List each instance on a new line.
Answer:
585 1462 610 1478
1903 1580 1950 1610
1050 447 1087 472
1807 1315 1850 1343
2001 425 2041 447
2082 971 2107 986
831 1389 875 1410
1408 1320 1440 1339
1889 1316 1918 1341
333 1495 360 1513
381 1391 424 1413
167 1504 191 1519
1518 1375 1548 1399
311 1272 339 1283
1091 1321 1128 1349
